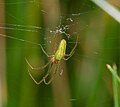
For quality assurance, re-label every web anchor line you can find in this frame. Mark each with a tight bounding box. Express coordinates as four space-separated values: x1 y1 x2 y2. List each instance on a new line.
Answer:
0 34 49 57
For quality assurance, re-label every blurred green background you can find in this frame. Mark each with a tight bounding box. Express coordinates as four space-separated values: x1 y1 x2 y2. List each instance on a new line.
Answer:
0 0 120 107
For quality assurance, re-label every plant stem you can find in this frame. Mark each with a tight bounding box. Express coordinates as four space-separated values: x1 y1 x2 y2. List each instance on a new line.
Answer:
91 0 120 23
107 64 119 107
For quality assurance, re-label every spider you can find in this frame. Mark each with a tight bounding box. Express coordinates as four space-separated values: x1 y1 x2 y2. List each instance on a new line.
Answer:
25 35 78 85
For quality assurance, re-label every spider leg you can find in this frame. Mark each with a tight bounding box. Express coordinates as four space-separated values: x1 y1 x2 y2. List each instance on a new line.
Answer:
28 69 43 85
57 62 64 76
43 63 55 85
44 63 60 85
28 62 52 85
43 77 53 85
25 58 51 70
64 52 74 61
59 69 63 76
53 63 60 74
64 35 78 60
39 44 50 57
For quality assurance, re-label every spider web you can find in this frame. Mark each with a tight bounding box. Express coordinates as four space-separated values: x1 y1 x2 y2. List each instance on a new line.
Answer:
0 0 119 107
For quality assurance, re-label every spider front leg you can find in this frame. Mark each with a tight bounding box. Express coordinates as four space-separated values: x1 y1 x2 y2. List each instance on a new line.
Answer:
39 44 50 57
64 35 78 60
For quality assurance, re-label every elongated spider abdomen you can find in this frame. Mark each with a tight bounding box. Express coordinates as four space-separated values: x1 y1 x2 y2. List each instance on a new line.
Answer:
54 39 66 61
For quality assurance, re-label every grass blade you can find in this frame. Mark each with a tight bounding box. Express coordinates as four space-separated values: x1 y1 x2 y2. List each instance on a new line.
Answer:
107 64 119 107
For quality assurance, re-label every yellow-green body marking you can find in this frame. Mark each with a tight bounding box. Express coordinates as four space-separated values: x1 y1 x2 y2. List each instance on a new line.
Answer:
54 39 66 61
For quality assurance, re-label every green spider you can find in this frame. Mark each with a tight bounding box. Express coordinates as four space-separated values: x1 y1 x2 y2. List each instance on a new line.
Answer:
25 35 78 85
